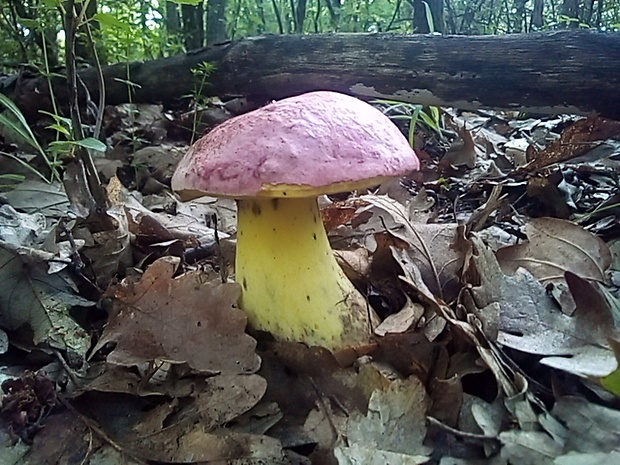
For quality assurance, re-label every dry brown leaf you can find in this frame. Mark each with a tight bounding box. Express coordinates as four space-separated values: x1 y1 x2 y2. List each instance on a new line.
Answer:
129 374 267 439
134 429 287 463
336 376 431 461
93 256 259 374
524 116 620 171
195 374 267 429
439 124 479 170
462 235 616 378
362 194 464 303
498 269 617 377
85 364 210 398
23 410 139 465
74 206 133 288
374 298 424 336
496 217 611 284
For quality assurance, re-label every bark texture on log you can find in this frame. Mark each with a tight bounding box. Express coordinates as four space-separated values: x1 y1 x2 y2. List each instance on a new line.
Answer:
6 30 620 120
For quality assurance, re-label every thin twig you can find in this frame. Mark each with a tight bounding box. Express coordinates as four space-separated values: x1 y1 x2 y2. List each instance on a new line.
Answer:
57 396 148 465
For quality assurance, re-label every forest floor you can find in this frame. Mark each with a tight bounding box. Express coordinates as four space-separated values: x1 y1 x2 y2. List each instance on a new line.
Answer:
1 100 620 465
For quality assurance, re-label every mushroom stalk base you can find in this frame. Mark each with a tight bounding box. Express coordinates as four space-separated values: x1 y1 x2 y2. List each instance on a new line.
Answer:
235 197 378 352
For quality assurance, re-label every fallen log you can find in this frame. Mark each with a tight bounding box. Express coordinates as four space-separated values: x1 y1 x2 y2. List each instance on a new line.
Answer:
6 30 620 120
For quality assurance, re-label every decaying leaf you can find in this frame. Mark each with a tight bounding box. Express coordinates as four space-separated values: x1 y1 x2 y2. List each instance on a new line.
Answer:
0 245 93 355
496 216 612 315
554 451 620 465
138 429 288 464
336 376 431 462
194 374 267 429
362 194 464 302
374 297 424 336
0 204 46 247
74 205 133 288
523 116 620 171
93 256 260 374
122 374 274 462
20 410 146 465
552 396 620 453
499 269 617 377
439 124 479 170
462 234 617 378
0 180 70 218
499 430 563 464
496 217 611 284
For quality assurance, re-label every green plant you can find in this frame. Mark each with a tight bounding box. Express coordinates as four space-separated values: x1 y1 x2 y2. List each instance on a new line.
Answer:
189 61 216 143
0 173 25 189
372 99 443 147
0 93 61 182
0 93 106 184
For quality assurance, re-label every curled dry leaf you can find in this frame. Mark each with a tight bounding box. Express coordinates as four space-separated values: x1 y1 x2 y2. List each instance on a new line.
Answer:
374 297 424 337
362 194 464 302
93 256 260 374
523 116 620 171
439 124 479 170
75 206 133 288
496 217 611 284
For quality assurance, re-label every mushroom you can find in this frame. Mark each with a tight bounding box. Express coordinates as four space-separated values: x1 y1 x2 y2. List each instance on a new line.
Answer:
172 91 419 353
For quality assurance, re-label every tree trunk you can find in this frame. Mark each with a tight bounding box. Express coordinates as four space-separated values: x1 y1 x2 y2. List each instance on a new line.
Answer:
206 0 228 44
166 1 182 35
73 0 98 65
6 31 620 121
412 0 444 33
182 3 205 50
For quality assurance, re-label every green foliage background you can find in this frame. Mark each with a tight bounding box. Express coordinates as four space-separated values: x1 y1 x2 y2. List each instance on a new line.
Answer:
1 0 619 72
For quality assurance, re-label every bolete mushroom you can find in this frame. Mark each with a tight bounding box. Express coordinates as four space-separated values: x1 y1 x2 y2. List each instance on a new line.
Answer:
172 91 419 353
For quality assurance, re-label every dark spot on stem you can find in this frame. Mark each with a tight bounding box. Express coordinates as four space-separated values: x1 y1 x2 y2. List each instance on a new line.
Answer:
251 202 261 215
306 295 311 302
242 277 248 290
271 198 279 210
312 233 317 240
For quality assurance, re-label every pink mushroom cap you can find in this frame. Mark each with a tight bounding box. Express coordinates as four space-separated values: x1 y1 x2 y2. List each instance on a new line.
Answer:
172 91 420 199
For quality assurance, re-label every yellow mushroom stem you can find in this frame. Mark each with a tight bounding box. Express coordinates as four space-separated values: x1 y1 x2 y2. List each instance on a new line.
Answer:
235 196 379 352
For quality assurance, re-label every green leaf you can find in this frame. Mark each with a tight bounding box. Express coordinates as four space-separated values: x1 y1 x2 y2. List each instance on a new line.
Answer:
18 17 40 30
0 94 42 151
46 124 71 136
0 174 25 182
0 113 38 149
601 368 620 396
167 0 203 5
40 110 72 128
48 140 74 153
0 173 25 189
74 138 107 152
93 13 133 31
